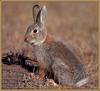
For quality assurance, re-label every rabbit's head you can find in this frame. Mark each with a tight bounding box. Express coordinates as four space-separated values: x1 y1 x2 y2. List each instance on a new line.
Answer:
24 5 47 45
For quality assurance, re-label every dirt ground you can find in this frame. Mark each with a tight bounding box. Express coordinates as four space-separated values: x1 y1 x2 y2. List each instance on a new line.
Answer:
1 2 98 89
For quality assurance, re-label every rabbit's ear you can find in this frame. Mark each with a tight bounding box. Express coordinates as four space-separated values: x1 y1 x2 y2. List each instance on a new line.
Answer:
36 5 47 27
32 5 40 23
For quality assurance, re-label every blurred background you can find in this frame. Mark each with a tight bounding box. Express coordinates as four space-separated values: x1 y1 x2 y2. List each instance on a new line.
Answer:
2 1 98 89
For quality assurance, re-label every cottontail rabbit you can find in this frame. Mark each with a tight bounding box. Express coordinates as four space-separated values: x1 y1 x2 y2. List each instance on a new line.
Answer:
24 4 88 87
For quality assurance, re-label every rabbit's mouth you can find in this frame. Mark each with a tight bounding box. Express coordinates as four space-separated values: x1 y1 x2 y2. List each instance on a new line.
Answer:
24 38 39 46
24 35 35 44
24 34 46 46
24 38 46 46
24 38 34 45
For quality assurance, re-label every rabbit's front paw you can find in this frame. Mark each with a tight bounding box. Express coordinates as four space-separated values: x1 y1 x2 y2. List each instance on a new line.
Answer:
25 59 39 74
36 69 45 81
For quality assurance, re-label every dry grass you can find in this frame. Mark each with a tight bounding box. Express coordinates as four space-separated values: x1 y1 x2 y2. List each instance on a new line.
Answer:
2 2 98 89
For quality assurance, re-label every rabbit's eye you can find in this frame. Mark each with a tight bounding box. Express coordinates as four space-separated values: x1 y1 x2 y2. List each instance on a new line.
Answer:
33 29 37 33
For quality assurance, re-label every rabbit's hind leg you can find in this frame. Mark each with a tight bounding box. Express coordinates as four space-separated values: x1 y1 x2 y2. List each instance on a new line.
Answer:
52 59 74 86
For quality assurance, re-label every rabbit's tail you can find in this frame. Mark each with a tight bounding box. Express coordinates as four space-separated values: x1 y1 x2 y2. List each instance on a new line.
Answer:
75 78 88 87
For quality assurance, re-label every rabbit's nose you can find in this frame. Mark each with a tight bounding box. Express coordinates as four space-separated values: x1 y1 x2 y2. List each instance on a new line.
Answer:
24 37 27 42
24 35 33 42
24 36 29 42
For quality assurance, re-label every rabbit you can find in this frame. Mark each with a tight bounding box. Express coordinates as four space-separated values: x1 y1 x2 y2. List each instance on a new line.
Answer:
24 4 88 87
